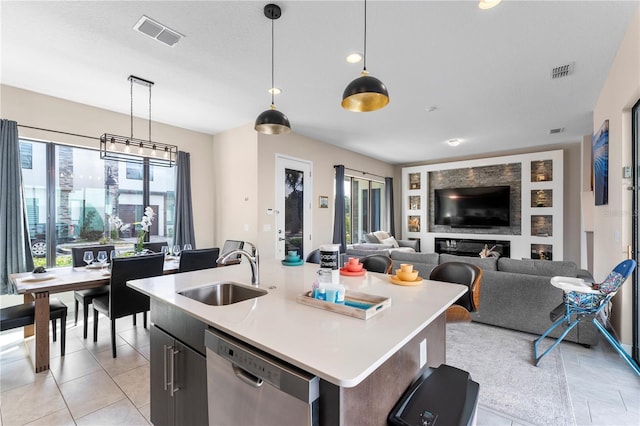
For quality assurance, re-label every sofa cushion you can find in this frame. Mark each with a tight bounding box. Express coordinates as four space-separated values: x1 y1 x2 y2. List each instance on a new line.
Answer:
351 243 394 250
390 251 440 265
363 233 379 244
498 258 577 277
345 248 391 258
439 253 498 271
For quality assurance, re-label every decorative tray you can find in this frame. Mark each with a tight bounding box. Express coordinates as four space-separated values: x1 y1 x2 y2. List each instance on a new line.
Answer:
296 290 391 320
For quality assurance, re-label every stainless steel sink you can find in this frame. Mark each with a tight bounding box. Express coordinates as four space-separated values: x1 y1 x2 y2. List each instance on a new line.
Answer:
178 282 267 306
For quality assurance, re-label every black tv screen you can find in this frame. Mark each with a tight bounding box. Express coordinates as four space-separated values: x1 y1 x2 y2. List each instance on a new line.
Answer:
434 186 511 228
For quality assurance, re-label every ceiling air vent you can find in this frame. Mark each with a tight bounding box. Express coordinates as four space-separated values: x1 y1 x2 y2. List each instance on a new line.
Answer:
134 15 183 47
549 127 565 134
551 63 574 79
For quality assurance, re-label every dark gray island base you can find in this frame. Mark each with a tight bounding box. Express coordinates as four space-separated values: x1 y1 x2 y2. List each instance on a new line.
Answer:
149 300 445 426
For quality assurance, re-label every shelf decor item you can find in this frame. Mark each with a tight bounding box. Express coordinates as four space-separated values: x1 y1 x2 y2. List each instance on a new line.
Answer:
409 173 421 190
408 216 420 232
409 195 421 210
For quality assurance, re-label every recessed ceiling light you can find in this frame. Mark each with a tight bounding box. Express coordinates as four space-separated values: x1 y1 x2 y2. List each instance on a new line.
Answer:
346 52 363 64
478 0 502 10
447 139 461 147
268 87 281 95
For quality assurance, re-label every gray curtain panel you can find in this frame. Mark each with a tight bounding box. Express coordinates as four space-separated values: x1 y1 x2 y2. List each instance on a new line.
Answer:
332 165 346 253
173 151 196 249
385 177 395 237
0 119 34 295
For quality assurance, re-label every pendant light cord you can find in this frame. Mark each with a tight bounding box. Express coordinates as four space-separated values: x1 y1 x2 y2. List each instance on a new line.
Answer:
271 16 275 106
130 77 134 140
363 0 367 71
148 84 152 142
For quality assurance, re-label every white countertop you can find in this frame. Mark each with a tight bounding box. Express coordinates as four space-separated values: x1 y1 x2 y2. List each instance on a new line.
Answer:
127 261 466 387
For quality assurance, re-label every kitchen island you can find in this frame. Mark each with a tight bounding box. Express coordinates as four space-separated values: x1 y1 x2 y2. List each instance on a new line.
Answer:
128 260 467 425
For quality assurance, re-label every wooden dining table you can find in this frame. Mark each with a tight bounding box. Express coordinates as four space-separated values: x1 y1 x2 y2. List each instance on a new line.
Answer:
9 259 179 372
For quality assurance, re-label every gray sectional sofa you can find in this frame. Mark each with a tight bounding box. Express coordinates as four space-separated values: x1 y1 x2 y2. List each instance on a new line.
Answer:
386 251 598 347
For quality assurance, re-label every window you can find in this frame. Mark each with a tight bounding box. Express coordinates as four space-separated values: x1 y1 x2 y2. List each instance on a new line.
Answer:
20 139 176 267
343 175 385 244
19 141 33 169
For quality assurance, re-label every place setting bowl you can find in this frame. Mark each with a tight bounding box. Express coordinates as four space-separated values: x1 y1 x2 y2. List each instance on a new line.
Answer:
282 250 304 266
340 257 366 276
389 263 423 286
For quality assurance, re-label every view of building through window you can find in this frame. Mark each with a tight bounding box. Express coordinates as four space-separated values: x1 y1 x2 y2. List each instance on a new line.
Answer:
20 139 176 267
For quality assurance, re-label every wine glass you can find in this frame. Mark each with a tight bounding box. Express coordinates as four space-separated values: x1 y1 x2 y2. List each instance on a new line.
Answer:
110 250 117 261
183 244 192 251
96 251 108 267
172 245 181 257
160 246 169 256
83 251 94 267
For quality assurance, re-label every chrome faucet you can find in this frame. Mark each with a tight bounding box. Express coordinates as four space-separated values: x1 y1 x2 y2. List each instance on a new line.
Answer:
217 242 259 286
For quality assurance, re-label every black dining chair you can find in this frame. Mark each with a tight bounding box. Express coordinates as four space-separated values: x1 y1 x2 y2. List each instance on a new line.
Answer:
142 241 169 253
71 245 114 339
0 298 68 356
429 262 483 322
218 240 244 266
306 249 321 264
92 253 165 357
179 248 220 273
360 254 393 274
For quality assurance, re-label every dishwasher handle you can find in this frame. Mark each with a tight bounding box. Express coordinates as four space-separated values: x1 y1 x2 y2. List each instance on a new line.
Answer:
232 365 264 388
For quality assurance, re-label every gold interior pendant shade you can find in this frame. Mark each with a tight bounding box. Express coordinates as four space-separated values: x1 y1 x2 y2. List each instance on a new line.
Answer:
255 4 291 135
342 70 389 112
341 0 389 112
255 104 291 135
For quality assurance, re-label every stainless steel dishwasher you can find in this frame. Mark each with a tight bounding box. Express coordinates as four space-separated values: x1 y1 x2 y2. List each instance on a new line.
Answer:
205 328 320 426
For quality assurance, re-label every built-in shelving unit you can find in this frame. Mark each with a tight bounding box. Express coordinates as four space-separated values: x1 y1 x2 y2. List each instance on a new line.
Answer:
402 150 563 260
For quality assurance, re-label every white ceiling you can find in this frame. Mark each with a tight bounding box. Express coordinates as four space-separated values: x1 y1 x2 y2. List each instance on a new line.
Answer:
1 1 637 164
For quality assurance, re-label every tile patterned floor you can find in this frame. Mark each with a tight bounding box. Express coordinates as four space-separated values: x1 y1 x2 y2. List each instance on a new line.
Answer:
1 293 639 426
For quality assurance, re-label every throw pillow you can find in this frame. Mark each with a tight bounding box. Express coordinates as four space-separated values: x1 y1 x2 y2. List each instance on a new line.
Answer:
363 233 379 244
373 230 390 242
381 236 400 248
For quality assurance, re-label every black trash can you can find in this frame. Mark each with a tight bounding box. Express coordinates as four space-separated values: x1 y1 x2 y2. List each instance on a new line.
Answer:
388 364 479 426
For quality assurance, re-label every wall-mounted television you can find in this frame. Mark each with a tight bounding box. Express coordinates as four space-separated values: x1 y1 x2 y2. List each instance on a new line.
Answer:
434 186 511 228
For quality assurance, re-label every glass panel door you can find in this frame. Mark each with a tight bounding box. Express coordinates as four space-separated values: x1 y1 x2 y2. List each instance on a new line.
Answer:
275 156 312 260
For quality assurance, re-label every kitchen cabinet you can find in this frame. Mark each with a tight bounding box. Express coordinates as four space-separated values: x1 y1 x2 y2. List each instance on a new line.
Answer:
150 325 208 426
150 300 208 426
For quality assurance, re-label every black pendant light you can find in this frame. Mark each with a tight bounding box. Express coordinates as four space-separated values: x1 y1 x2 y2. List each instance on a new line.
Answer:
255 4 291 135
342 0 389 112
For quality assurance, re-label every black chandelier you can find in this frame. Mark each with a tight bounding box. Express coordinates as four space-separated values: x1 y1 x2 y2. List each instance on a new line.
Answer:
100 75 178 167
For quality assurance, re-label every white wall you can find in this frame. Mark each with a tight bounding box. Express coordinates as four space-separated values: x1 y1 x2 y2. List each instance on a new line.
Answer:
1 85 216 249
592 7 640 345
212 124 259 248
255 130 395 261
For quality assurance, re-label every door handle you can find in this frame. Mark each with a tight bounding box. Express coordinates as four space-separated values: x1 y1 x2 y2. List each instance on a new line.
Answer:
278 237 285 241
232 365 264 388
163 345 170 391
168 346 181 396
